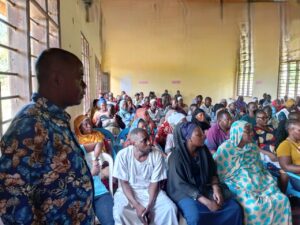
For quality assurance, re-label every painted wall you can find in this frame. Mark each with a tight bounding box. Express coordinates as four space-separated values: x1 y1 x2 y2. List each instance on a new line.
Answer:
101 0 300 104
57 0 300 122
60 0 102 120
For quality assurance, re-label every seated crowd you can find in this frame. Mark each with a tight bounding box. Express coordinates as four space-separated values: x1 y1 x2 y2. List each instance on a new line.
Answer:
0 55 300 225
78 89 300 224
2 49 299 225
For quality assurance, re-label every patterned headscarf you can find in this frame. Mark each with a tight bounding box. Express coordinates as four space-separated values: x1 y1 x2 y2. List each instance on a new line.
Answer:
74 115 106 148
230 120 248 147
97 97 106 107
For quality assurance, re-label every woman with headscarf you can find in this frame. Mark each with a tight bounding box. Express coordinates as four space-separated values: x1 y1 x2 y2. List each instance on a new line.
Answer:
167 122 243 225
214 120 292 225
92 98 108 127
191 108 210 133
74 115 107 150
73 115 114 225
135 108 156 136
122 118 149 148
155 110 176 149
101 104 125 136
117 100 134 128
164 112 187 154
127 97 136 114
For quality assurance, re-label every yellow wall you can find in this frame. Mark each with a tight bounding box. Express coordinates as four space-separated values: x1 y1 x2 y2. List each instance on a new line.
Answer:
60 0 102 120
58 0 300 119
101 0 300 104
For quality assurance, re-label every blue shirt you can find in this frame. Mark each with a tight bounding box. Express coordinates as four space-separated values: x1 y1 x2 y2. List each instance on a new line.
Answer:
81 146 108 197
0 93 95 225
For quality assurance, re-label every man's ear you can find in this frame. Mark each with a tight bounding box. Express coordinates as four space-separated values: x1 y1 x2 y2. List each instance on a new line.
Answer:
51 71 62 87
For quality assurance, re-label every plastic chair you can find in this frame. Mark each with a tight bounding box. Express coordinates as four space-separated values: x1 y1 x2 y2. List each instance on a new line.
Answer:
116 127 130 144
286 172 300 198
114 128 130 156
94 128 117 158
86 151 114 195
94 128 115 143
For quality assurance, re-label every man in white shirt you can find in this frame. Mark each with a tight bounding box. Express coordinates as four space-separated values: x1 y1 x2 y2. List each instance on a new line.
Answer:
148 99 163 125
113 128 178 225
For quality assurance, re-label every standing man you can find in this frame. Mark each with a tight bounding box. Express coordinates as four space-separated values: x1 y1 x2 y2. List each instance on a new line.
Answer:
113 128 178 225
0 48 95 224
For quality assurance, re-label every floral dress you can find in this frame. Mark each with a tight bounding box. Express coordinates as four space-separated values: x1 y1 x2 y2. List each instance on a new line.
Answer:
214 120 292 225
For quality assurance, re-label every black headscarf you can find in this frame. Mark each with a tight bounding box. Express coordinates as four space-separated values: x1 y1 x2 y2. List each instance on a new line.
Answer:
166 122 217 203
191 108 211 131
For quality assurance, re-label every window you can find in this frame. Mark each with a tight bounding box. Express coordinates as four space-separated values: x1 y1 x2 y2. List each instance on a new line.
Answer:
29 0 60 93
101 72 110 94
236 5 254 97
81 33 90 114
95 56 101 96
277 4 300 99
0 0 60 136
278 61 300 99
95 56 110 96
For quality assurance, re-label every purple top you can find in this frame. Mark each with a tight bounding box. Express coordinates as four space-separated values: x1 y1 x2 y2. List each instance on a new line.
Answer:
205 123 229 151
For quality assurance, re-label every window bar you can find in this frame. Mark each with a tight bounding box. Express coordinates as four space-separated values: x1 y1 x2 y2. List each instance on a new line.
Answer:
286 63 290 97
30 35 41 43
27 0 33 96
0 83 2 138
49 32 57 38
30 17 41 26
7 0 16 7
247 2 252 97
294 62 300 98
0 71 18 76
0 95 20 100
30 0 59 27
2 119 12 124
45 0 49 48
57 0 61 47
0 44 18 52
0 18 17 30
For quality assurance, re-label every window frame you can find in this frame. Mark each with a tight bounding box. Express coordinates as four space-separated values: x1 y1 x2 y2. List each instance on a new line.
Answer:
277 3 300 99
81 32 90 114
0 0 60 137
236 4 254 97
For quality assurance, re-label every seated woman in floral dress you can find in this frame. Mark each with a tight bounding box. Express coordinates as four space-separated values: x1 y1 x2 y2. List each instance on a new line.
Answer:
214 120 292 225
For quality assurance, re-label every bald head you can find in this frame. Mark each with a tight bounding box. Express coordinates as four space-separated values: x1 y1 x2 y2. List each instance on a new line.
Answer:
130 128 148 143
35 48 81 85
